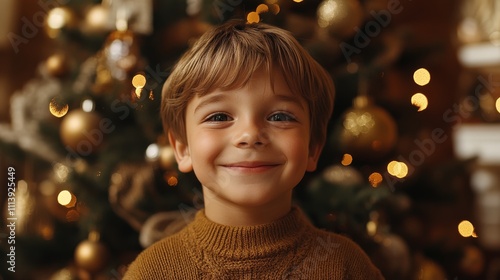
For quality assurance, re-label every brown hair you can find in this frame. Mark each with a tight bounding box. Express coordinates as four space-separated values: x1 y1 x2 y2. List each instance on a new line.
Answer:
161 19 335 148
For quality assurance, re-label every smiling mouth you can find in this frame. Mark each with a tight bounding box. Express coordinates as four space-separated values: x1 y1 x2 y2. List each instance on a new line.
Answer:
222 162 280 173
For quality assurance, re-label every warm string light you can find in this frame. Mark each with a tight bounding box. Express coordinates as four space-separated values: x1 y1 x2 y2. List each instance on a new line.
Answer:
368 172 383 187
49 97 69 118
340 153 353 166
413 68 431 86
246 2 280 23
132 73 147 98
387 160 408 179
82 99 95 112
458 220 477 238
411 68 430 112
411 93 428 112
57 190 77 208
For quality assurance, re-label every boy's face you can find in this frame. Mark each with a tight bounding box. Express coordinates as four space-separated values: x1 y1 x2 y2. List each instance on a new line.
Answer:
170 68 322 209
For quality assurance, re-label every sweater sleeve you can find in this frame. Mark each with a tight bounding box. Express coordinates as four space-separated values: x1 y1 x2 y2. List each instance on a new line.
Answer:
304 228 385 280
122 234 200 280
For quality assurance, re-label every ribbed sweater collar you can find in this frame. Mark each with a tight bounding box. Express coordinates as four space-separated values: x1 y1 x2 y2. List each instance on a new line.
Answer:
185 206 311 260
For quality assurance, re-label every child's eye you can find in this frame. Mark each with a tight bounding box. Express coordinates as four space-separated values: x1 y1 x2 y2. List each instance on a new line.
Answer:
206 113 232 122
268 112 295 122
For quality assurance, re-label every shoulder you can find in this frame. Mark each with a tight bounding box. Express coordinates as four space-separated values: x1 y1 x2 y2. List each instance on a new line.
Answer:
123 229 191 280
303 227 385 279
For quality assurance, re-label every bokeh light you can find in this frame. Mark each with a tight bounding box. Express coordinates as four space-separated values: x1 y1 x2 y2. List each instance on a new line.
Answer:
57 190 77 208
411 93 429 111
413 68 431 86
135 87 142 99
145 143 160 161
458 220 475 237
132 74 146 88
317 0 337 28
495 97 500 113
341 153 353 166
256 4 269 14
82 99 95 112
247 12 260 23
368 172 383 187
46 7 70 29
167 176 178 187
387 161 409 178
49 98 69 118
269 3 280 14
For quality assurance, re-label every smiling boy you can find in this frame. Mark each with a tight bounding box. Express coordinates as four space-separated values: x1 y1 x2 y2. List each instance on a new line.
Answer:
123 20 384 279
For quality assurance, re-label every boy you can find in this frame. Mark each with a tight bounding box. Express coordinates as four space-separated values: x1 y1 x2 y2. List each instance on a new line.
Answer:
124 19 384 279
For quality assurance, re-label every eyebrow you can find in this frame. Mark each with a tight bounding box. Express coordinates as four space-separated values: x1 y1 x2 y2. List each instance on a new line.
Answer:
273 93 306 110
193 91 305 113
194 93 227 114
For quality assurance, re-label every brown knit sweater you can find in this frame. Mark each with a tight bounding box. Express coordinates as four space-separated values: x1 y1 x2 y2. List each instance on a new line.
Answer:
123 207 384 279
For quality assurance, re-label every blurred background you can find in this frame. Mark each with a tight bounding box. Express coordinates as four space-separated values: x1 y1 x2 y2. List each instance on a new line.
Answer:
1 0 500 279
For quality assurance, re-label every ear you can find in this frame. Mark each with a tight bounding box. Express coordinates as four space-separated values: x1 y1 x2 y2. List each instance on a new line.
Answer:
306 143 323 172
168 131 193 173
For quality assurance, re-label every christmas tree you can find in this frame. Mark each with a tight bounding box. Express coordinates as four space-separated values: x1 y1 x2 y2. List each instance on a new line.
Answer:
1 0 499 279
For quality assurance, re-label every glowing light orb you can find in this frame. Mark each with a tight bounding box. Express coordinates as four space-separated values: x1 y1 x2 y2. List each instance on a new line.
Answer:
57 190 75 207
247 12 260 23
413 68 431 86
387 161 408 178
368 172 383 187
256 4 269 14
341 153 353 166
49 98 69 118
411 93 429 111
458 220 474 237
132 74 146 88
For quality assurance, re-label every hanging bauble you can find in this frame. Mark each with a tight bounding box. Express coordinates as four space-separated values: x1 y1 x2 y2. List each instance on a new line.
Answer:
82 4 111 35
60 109 103 156
317 0 365 39
460 245 485 277
102 29 141 80
371 233 412 279
44 7 78 39
159 145 176 170
413 254 446 280
45 53 70 78
49 265 79 280
74 231 110 275
339 96 397 162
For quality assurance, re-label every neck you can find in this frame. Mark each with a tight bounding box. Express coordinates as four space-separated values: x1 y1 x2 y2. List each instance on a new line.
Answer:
202 187 292 226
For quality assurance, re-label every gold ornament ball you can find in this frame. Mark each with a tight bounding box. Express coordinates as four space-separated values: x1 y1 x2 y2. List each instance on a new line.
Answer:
82 4 110 35
460 245 485 276
44 7 78 38
74 239 110 274
415 256 446 280
159 145 176 170
60 109 103 156
46 53 70 78
339 96 397 162
317 0 365 39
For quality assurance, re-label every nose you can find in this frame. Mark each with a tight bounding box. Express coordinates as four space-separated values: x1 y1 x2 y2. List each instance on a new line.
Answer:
232 118 268 149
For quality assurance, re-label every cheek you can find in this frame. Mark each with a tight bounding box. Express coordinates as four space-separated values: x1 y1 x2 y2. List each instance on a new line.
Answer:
189 131 223 162
280 133 311 160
